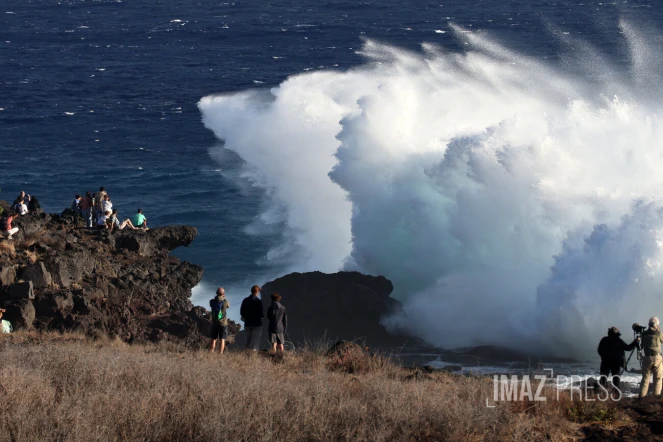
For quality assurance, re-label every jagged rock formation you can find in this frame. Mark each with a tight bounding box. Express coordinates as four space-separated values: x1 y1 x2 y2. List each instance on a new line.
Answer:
0 204 235 346
258 271 407 348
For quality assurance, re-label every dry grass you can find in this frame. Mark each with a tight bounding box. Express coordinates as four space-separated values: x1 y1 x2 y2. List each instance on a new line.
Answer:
0 241 15 257
0 332 619 442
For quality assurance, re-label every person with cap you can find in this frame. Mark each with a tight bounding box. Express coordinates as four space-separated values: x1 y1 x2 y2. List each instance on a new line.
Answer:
597 326 639 389
209 287 230 354
640 317 663 397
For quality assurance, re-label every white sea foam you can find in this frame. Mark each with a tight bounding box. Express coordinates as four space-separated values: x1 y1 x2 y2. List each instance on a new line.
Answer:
199 22 663 358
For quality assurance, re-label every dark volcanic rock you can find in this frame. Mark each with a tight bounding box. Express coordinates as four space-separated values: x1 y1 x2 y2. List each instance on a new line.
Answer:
0 203 232 347
259 271 405 348
113 226 197 256
20 262 53 289
8 281 35 300
0 265 17 287
3 299 35 329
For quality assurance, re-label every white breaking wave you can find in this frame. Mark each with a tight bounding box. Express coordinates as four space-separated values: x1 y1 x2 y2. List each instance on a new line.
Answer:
199 22 663 357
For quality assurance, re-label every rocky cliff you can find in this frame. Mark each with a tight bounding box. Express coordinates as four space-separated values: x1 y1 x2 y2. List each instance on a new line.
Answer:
0 204 234 346
258 271 408 348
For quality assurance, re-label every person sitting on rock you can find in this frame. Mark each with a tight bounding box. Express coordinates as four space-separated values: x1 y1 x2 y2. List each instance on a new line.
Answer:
0 308 10 334
267 292 288 353
97 210 111 230
240 285 264 351
210 287 230 354
109 209 136 231
132 208 148 230
16 199 28 216
12 191 29 211
2 211 19 240
101 194 113 214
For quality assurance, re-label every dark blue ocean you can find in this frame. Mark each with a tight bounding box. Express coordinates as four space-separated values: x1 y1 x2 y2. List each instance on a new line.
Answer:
3 0 663 356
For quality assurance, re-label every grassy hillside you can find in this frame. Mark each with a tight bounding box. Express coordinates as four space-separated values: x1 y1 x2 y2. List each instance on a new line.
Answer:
0 332 629 441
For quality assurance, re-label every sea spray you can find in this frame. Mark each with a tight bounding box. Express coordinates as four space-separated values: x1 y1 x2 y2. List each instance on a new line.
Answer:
199 23 663 357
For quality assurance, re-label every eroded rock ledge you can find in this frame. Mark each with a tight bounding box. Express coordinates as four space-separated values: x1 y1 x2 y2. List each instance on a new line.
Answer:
0 205 224 346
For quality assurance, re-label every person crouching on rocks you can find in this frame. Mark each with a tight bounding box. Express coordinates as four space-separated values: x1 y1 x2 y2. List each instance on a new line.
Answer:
2 211 19 240
240 285 264 351
210 287 230 354
267 292 288 353
597 326 638 390
97 210 111 230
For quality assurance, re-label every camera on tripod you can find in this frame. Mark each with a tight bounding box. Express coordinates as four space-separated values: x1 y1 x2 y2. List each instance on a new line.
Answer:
633 323 647 335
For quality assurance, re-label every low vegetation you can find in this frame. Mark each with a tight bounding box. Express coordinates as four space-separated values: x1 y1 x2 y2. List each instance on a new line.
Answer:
0 332 628 441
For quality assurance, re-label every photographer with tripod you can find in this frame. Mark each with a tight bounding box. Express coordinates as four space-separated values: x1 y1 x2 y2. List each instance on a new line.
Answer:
597 326 639 390
639 317 663 398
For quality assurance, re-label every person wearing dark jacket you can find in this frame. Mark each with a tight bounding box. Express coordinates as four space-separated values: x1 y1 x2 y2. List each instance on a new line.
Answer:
597 326 639 389
209 287 230 354
240 285 264 351
28 196 41 213
267 292 288 353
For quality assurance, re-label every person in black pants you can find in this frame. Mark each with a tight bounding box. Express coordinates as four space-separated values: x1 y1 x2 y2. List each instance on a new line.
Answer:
597 326 639 389
240 285 264 351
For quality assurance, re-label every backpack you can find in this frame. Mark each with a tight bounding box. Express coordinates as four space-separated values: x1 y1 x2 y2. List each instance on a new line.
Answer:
210 298 226 322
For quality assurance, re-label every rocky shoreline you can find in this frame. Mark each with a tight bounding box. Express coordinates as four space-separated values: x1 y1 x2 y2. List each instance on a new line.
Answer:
0 202 236 346
0 203 406 350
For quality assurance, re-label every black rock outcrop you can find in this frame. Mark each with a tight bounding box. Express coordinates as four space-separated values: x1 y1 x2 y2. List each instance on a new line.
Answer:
258 271 406 348
0 205 233 346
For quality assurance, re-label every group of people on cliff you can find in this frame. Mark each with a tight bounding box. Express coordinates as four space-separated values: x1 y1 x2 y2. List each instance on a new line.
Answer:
209 285 288 355
2 191 41 240
2 188 150 241
70 187 148 231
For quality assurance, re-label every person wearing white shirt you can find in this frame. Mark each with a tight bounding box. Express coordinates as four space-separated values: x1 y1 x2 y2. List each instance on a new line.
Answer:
97 211 111 230
101 194 113 214
17 200 28 216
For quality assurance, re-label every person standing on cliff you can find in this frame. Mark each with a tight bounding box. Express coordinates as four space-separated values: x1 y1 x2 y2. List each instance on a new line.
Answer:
93 187 107 225
640 317 663 398
80 191 93 227
210 287 230 354
267 292 288 353
240 285 264 351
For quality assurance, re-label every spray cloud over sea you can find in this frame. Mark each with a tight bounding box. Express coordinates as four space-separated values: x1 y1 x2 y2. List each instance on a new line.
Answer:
199 22 663 358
